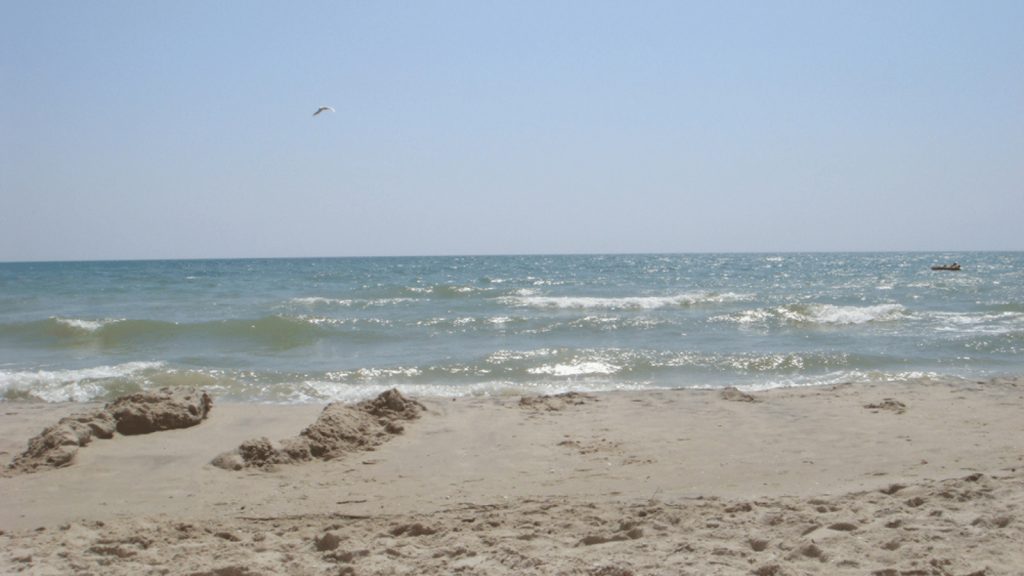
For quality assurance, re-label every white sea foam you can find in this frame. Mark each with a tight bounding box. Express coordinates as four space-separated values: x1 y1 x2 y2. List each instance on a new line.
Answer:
796 304 906 325
622 317 664 329
487 349 558 364
413 316 476 328
364 298 415 307
0 361 166 402
732 369 959 393
504 292 750 310
290 297 354 306
54 317 122 332
717 309 773 324
282 367 981 404
295 315 349 326
350 367 423 379
290 296 413 309
528 361 620 376
714 304 906 325
726 353 806 371
927 311 1024 334
284 379 651 404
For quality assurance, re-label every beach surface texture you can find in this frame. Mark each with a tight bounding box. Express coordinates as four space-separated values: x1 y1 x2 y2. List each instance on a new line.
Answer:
2 378 1022 575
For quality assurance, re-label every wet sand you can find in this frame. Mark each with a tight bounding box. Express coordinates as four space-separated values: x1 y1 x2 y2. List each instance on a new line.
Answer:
2 378 1023 575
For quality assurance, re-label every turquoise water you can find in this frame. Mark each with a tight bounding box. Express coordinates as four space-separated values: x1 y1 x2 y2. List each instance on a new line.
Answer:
1 253 1021 403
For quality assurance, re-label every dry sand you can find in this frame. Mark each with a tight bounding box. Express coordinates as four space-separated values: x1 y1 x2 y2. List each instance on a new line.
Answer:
1 377 1023 575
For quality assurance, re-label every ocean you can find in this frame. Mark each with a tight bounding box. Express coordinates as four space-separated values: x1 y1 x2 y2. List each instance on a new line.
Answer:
1 252 1021 404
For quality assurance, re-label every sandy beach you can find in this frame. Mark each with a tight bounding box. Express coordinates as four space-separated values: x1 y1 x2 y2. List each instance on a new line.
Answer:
2 378 1023 575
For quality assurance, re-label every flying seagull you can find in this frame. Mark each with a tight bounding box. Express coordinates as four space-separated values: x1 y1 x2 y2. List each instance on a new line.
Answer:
313 106 335 117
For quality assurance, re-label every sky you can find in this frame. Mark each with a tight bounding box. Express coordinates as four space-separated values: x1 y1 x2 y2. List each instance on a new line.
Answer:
1 2 1022 261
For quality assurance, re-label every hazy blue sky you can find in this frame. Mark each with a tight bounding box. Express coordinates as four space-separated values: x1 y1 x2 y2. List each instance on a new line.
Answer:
2 2 1021 261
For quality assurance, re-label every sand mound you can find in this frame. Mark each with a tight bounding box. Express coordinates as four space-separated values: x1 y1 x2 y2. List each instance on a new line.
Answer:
216 389 425 470
5 410 116 475
5 387 211 475
720 386 760 402
107 387 213 435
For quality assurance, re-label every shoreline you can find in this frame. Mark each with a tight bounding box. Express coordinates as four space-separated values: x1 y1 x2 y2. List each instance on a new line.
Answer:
2 377 1023 574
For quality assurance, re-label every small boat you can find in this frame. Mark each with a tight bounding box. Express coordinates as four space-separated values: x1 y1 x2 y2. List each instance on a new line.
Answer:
931 263 961 271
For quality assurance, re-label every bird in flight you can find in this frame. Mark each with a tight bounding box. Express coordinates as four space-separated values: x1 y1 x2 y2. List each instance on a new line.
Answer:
313 106 335 117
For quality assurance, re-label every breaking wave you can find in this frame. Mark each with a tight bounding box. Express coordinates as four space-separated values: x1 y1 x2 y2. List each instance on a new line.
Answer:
0 361 166 402
714 303 907 326
503 292 751 311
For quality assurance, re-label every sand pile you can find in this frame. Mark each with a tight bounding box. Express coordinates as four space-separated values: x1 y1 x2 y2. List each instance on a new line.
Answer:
720 386 760 403
4 387 211 475
106 386 213 435
213 389 425 470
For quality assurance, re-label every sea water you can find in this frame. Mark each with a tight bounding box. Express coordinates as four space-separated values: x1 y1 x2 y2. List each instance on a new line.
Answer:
1 253 1021 404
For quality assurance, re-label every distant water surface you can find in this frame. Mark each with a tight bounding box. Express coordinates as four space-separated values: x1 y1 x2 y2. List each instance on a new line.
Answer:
1 253 1021 403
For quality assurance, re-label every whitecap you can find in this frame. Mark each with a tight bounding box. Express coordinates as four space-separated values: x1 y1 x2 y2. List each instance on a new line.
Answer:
798 304 906 325
54 316 122 332
528 361 620 376
503 292 749 311
289 297 354 306
0 361 166 402
487 349 557 364
715 304 906 325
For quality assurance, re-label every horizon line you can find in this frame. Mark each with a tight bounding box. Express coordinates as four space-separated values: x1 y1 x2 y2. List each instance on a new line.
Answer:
1 249 1015 266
